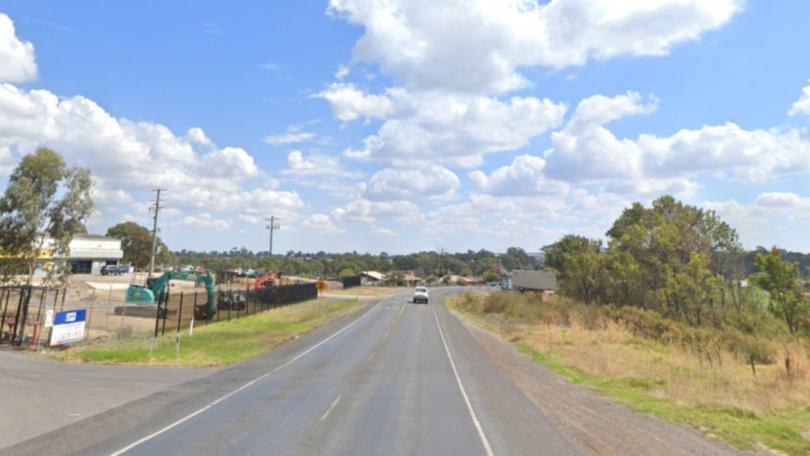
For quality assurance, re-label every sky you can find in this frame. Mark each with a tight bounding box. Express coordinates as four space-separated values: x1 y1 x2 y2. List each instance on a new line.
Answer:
1 1 810 254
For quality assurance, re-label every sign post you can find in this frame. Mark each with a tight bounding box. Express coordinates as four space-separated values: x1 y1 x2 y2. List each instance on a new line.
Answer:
49 309 87 346
316 280 327 317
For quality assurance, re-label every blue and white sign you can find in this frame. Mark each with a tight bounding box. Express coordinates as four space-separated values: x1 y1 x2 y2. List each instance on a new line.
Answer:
50 309 87 346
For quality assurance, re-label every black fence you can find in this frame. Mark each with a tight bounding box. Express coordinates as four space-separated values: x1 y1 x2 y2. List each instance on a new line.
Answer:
342 275 362 289
153 283 318 337
0 286 67 347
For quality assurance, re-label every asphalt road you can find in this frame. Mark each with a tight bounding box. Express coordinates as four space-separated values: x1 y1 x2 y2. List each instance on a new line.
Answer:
5 288 581 456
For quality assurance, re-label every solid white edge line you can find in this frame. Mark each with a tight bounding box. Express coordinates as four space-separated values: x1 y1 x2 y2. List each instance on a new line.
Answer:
433 307 495 456
320 394 342 421
111 298 388 456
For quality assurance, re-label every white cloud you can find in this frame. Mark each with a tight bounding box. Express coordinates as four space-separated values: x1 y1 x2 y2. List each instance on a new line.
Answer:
330 199 420 225
469 154 568 197
264 131 315 145
789 79 810 117
0 14 37 83
284 150 360 178
706 192 810 250
544 91 810 186
365 166 460 202
373 226 398 237
302 213 343 234
316 83 393 122
173 213 232 231
328 0 741 94
335 65 350 80
0 83 303 222
259 63 280 71
324 86 566 167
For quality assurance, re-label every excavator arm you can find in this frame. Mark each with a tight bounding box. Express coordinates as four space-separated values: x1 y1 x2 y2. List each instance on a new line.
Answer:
126 270 218 320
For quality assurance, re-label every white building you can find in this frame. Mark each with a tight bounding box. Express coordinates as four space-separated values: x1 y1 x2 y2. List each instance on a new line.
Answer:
66 235 124 274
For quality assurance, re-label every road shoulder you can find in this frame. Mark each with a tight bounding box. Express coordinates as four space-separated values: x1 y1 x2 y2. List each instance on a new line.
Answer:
453 311 748 455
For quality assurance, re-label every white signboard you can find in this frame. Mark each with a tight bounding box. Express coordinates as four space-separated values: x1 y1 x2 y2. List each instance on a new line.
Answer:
44 309 55 328
50 309 87 346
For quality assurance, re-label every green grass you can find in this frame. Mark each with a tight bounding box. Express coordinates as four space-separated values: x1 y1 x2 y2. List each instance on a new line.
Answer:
50 299 362 367
515 343 810 455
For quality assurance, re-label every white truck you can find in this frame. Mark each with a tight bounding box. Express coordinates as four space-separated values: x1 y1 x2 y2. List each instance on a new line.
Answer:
511 270 557 293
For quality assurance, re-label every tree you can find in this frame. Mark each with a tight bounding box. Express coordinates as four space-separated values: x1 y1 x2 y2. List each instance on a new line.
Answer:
0 148 94 284
106 221 174 269
750 247 809 334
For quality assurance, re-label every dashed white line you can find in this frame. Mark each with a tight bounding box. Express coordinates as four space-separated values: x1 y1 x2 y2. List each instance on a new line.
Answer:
433 307 495 456
320 394 342 421
397 303 406 316
383 330 389 339
367 351 376 362
111 299 386 456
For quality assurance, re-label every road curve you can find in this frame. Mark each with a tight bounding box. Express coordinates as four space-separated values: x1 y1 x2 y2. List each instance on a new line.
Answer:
4 288 580 456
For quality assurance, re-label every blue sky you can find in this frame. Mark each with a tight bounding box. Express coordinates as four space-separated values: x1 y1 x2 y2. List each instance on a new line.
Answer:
1 1 810 254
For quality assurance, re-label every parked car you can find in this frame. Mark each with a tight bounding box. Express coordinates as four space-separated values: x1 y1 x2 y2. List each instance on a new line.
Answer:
101 265 122 276
412 286 429 304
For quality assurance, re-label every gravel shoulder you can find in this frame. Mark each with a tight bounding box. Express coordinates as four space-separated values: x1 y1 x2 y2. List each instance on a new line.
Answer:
454 313 752 456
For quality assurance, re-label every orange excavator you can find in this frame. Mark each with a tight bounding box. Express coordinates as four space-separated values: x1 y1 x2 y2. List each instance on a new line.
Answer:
254 272 279 289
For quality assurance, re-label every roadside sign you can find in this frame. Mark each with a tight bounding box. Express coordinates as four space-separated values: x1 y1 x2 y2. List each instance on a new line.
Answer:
44 309 54 328
50 309 87 346
316 280 327 293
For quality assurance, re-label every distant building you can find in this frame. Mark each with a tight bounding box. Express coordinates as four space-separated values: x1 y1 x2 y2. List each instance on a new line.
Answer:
359 271 385 285
32 235 124 275
65 235 125 274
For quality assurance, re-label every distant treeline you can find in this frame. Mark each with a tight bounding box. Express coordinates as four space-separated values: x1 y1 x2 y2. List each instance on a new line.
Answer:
173 247 540 280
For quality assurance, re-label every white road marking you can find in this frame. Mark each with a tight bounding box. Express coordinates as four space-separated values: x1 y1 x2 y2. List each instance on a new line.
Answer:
320 394 342 421
433 307 495 456
383 330 389 339
111 298 387 456
397 303 406 316
367 351 376 362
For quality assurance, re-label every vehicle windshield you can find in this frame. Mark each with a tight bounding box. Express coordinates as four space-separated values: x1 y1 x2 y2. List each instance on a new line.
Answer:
415 287 427 293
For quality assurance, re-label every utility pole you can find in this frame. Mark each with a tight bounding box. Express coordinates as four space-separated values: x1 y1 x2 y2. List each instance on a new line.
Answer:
266 216 280 260
148 188 165 279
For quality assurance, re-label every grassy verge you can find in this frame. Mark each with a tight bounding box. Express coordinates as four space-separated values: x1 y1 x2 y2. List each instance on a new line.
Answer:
449 294 810 455
50 298 362 367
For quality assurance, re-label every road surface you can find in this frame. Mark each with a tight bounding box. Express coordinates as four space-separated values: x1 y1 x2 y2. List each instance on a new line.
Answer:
5 288 580 455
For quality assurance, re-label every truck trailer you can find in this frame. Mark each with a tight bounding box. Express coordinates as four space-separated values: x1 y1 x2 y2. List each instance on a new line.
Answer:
510 270 557 294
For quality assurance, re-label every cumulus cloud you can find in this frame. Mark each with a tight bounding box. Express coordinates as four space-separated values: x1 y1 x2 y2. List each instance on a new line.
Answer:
330 199 420 225
544 91 810 185
0 14 37 83
316 83 394 122
0 83 303 225
301 213 343 234
469 154 568 197
328 0 741 94
789 79 810 117
365 166 460 202
322 86 566 167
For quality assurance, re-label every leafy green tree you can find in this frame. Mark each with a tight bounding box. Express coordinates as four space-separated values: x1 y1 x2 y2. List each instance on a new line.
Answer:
0 148 94 284
751 247 809 334
482 270 501 283
106 221 174 269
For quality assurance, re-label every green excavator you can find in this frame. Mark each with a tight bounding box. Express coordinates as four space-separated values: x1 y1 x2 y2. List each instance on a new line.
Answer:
126 270 217 319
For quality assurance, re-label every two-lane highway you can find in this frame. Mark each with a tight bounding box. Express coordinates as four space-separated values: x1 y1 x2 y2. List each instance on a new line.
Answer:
5 289 581 456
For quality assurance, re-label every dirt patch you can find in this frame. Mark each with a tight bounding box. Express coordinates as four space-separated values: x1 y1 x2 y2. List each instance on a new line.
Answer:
456 315 756 456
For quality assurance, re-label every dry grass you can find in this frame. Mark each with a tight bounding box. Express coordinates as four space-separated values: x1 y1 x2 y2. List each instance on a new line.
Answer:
451 292 810 454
